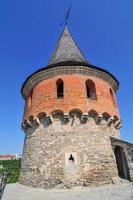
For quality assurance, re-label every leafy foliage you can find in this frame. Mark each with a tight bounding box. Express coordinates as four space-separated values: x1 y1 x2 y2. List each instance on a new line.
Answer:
0 159 21 183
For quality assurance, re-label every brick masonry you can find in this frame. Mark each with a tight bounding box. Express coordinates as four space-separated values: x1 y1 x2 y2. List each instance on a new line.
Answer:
23 75 120 121
21 65 119 98
20 26 133 189
19 71 124 188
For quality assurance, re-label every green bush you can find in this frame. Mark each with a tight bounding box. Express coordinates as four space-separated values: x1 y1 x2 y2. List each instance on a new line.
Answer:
0 159 21 183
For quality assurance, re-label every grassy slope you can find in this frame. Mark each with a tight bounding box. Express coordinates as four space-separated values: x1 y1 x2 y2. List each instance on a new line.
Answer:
0 159 21 183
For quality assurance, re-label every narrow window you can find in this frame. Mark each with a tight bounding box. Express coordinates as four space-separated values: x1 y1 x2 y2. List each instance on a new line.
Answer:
56 79 64 98
69 154 74 165
69 154 74 162
86 85 91 98
86 79 97 100
28 89 33 107
110 88 116 106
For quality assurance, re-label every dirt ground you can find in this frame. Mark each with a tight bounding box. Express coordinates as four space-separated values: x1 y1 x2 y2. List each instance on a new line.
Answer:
1 182 133 200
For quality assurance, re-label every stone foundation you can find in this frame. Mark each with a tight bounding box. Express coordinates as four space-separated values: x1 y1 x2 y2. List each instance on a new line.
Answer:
19 112 120 189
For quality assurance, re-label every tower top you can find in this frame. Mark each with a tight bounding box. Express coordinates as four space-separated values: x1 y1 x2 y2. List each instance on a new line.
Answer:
21 26 119 98
48 26 88 65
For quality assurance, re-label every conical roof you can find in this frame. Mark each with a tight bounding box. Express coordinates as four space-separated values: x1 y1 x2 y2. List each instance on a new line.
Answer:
48 26 88 65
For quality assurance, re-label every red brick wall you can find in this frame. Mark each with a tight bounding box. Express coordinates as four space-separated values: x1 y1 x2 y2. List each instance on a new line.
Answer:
23 75 120 121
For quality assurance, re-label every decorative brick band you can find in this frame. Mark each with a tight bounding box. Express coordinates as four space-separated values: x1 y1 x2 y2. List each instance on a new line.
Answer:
22 65 119 98
21 114 122 133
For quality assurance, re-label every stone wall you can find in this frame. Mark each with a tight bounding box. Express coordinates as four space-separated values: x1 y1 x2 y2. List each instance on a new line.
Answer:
19 111 120 189
111 138 133 182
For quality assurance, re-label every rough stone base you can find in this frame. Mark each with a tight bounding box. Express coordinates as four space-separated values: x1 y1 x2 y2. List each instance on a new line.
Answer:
20 113 120 189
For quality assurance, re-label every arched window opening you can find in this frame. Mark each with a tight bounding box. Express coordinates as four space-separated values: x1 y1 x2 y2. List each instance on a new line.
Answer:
110 88 116 106
28 89 33 107
86 80 97 100
56 79 64 98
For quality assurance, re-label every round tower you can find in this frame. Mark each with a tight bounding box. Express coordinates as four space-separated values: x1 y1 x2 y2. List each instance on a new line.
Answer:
20 27 122 188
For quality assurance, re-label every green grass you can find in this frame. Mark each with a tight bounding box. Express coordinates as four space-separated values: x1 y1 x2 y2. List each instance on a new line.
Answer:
0 159 21 183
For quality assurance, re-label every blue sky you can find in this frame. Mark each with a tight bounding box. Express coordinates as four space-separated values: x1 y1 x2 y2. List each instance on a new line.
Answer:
0 0 133 154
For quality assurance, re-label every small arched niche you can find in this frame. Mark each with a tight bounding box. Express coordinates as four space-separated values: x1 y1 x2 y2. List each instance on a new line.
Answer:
29 115 34 123
51 110 64 121
85 79 97 100
65 152 77 166
24 119 28 124
37 112 46 121
56 79 64 98
103 112 111 121
88 110 98 121
69 109 82 119
69 109 82 126
69 154 75 164
114 115 119 122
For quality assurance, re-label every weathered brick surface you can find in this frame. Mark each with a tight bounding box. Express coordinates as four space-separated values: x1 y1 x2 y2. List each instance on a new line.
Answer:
20 26 128 189
23 75 120 121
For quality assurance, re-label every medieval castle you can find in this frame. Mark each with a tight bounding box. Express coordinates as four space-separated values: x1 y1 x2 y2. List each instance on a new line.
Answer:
19 26 133 189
